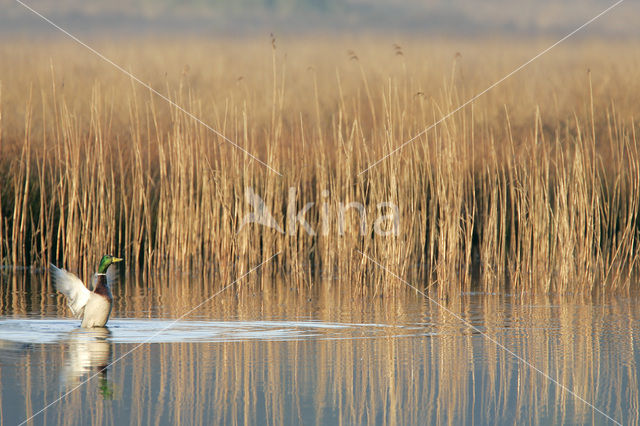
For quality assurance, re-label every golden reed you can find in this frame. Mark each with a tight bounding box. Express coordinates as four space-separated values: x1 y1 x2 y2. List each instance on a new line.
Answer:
0 37 638 295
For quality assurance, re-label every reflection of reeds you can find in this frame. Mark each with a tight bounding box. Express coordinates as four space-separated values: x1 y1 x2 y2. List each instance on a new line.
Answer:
1 39 639 294
3 273 639 425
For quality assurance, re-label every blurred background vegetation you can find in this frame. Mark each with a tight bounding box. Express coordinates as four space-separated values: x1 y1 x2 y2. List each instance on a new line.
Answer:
1 0 638 37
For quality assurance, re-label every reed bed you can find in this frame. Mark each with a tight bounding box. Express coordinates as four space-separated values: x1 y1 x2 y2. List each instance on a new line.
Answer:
0 37 639 295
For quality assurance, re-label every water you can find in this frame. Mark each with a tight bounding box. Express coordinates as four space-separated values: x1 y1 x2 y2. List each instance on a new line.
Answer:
1 273 639 425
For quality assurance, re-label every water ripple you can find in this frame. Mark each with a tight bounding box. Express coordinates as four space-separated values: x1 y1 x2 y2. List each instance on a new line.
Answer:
0 318 414 344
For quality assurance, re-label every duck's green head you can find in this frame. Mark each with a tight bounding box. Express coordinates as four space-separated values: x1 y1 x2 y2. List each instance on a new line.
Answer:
97 254 123 274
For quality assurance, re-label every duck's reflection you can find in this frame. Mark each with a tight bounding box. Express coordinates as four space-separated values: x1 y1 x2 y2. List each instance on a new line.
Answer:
61 328 114 399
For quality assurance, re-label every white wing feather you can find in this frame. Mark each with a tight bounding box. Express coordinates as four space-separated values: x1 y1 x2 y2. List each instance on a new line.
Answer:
50 264 91 317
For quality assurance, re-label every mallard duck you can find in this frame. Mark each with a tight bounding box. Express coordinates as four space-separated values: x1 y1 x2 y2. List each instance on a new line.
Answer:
50 255 123 328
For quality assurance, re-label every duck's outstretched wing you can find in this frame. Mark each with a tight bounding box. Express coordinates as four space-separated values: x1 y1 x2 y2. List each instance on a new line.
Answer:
50 264 91 317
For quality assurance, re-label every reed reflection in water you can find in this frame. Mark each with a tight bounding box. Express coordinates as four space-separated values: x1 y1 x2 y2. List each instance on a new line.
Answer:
0 272 638 425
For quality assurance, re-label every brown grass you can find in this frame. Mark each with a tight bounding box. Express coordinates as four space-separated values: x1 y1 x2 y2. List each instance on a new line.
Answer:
0 37 639 295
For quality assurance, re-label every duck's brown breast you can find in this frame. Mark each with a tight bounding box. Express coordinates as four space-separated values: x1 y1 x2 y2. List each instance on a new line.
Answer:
93 274 113 301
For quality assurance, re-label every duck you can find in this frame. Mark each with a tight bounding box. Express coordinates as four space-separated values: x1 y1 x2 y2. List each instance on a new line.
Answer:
50 255 123 328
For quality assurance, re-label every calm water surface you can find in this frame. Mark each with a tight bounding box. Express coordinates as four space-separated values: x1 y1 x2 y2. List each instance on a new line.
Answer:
0 272 639 425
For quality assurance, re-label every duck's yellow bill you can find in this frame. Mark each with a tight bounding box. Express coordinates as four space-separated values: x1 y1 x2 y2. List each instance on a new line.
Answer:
112 257 123 263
